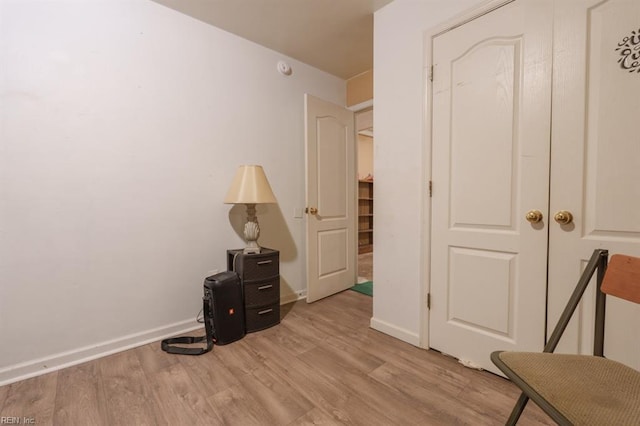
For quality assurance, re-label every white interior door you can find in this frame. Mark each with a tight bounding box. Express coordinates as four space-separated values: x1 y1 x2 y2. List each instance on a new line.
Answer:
547 0 640 368
429 0 554 374
304 94 356 303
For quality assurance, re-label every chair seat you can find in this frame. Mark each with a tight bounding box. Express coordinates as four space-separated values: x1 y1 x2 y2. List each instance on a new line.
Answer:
492 352 640 425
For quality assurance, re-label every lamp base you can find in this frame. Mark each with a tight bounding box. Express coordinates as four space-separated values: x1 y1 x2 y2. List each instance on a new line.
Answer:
243 219 261 254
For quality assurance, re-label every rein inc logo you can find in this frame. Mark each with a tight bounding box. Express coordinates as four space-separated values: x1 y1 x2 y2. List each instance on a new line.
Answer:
0 418 35 424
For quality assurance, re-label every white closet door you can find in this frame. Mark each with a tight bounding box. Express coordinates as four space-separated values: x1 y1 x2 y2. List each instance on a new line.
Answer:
547 0 640 368
429 0 553 374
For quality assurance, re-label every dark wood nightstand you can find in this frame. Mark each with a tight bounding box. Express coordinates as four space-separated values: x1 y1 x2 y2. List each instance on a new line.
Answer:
227 248 280 332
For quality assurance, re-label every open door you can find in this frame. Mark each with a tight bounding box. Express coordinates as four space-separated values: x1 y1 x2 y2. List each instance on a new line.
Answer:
304 94 356 303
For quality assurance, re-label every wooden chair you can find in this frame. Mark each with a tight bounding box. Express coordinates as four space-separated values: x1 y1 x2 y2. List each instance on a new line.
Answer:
491 249 640 425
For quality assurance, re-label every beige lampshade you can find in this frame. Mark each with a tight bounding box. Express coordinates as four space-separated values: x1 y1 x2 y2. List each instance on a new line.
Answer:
224 165 277 204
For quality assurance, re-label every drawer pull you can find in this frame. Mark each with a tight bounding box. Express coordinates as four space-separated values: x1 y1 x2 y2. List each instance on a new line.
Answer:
258 308 273 315
257 260 273 265
258 284 273 291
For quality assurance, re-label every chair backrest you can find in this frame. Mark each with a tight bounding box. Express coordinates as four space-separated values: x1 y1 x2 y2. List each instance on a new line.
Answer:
601 254 640 304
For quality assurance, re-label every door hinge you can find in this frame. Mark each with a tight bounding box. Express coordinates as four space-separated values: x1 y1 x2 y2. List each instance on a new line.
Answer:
427 293 431 309
429 65 434 82
429 180 433 197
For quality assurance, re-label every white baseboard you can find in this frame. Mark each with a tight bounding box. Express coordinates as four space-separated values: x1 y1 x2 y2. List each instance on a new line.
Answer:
370 317 421 347
0 320 202 387
1 290 311 386
280 289 307 305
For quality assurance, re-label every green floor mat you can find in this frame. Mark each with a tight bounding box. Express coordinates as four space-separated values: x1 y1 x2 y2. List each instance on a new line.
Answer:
350 281 372 297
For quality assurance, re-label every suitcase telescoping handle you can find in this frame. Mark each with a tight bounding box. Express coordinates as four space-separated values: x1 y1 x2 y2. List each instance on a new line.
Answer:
161 295 215 355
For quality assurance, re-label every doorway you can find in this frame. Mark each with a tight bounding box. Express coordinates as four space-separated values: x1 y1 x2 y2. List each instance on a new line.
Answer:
356 108 374 284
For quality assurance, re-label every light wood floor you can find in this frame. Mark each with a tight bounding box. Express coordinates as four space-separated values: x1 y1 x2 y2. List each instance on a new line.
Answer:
0 290 554 425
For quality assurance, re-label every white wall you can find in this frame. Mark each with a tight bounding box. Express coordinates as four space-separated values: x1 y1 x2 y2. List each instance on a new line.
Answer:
372 0 486 344
0 0 344 385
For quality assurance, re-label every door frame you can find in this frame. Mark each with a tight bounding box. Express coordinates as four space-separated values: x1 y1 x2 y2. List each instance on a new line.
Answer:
420 0 518 349
351 102 374 275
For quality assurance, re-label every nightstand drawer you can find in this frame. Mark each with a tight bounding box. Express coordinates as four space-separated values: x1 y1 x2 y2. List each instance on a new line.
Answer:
241 252 279 281
244 277 280 308
245 303 280 332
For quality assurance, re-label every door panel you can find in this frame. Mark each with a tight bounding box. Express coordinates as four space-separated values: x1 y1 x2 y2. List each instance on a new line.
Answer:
317 116 348 218
548 0 640 367
450 39 520 229
305 94 356 303
430 0 553 374
318 230 348 276
448 248 515 336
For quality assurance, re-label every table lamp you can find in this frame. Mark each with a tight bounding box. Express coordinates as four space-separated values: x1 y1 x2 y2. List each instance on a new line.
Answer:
224 165 277 254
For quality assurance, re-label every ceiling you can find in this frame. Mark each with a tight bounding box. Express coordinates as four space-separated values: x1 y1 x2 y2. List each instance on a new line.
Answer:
152 0 394 80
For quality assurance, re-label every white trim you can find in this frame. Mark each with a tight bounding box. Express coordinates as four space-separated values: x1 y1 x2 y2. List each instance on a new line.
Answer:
281 289 306 305
347 99 373 112
419 0 516 350
351 99 372 297
0 320 202 387
428 0 514 39
370 317 421 346
419 43 431 349
0 289 313 386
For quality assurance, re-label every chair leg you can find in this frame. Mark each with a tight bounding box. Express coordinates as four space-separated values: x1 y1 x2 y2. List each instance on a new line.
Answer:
506 393 529 425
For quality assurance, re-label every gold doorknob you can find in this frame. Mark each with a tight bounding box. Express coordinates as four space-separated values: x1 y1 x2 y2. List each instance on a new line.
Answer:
554 210 573 225
306 207 318 215
525 210 543 223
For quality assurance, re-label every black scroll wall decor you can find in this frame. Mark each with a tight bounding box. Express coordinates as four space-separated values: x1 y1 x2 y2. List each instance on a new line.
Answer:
616 27 640 73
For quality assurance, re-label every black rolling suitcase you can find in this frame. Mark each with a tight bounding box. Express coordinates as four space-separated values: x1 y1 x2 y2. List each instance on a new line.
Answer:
161 271 245 355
